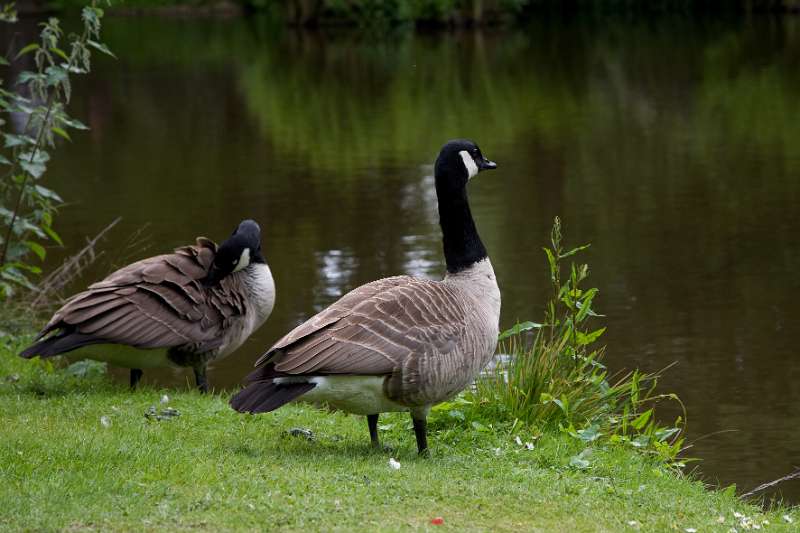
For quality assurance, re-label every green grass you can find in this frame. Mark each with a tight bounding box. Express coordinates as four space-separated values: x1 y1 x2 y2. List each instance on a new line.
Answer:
0 333 797 532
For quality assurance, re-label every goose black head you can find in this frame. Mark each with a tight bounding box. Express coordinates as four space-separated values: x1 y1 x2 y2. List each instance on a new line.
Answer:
434 139 497 189
206 220 265 285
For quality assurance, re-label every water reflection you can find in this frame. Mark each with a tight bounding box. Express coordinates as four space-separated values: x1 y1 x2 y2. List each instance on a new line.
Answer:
314 248 358 308
4 14 799 501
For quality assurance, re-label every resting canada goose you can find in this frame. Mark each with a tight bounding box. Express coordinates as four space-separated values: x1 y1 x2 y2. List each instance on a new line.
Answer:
230 140 500 454
20 220 275 392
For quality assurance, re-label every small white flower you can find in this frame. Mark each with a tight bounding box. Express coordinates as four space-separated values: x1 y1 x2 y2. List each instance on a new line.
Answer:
782 515 794 524
160 394 169 404
729 528 738 533
685 528 697 533
493 447 502 456
762 520 769 526
525 442 535 450
734 512 744 519
626 520 640 529
752 524 761 530
514 436 523 446
717 516 726 523
100 415 111 428
388 458 401 470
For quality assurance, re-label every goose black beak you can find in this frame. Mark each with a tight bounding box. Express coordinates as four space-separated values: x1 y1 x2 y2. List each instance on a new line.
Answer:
479 158 497 171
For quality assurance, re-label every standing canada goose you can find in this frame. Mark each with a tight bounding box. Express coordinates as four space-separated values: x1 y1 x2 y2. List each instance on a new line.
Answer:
230 140 500 454
20 219 275 392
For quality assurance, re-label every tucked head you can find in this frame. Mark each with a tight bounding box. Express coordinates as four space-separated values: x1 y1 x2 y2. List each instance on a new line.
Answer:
210 220 265 281
434 139 497 187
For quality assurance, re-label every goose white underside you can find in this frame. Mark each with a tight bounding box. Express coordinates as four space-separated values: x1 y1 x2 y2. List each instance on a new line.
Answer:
275 375 409 415
65 344 172 369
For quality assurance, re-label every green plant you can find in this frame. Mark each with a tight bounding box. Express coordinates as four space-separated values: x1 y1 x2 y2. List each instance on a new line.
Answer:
0 1 113 299
471 217 686 462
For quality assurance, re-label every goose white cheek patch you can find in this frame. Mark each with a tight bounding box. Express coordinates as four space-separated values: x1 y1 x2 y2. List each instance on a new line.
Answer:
459 150 479 180
233 248 251 272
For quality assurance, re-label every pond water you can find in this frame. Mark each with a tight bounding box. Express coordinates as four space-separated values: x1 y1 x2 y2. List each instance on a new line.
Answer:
13 14 800 501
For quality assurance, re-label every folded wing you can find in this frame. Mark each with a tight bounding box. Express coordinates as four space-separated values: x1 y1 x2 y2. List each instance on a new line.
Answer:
251 276 471 379
20 238 247 357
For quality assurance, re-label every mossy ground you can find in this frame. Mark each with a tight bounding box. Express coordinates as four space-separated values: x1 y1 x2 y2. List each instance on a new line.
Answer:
0 333 796 532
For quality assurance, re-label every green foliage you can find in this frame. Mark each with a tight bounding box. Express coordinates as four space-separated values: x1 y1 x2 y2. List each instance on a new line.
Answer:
471 217 686 463
259 0 519 26
0 2 113 299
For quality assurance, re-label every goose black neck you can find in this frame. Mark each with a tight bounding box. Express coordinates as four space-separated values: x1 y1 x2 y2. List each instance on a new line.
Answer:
436 179 488 274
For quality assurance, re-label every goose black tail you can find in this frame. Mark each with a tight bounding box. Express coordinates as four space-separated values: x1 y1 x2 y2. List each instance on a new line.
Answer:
19 331 100 359
229 380 315 414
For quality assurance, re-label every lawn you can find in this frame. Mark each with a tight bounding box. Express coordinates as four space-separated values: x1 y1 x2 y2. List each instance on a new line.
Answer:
0 333 796 532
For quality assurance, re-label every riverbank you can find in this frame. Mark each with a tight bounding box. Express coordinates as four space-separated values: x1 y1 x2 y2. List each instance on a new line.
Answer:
0 332 796 531
18 0 800 26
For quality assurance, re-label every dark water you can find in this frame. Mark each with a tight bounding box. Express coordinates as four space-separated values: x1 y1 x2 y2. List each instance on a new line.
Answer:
16 15 800 501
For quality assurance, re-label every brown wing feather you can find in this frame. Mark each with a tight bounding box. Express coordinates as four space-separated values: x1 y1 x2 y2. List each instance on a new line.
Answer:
257 277 471 377
35 237 245 351
259 276 412 361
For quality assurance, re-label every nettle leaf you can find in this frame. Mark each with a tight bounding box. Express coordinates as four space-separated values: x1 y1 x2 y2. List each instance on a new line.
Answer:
49 47 70 62
45 65 68 87
61 63 87 74
20 149 50 165
575 328 606 346
575 299 605 318
23 240 46 261
4 133 35 148
13 217 47 238
654 427 680 442
41 224 62 245
34 185 63 202
59 116 89 130
543 247 557 280
6 241 28 261
87 40 115 58
14 42 39 59
631 409 653 431
51 126 71 142
498 321 543 341
559 243 591 260
17 70 44 85
19 152 49 178
0 264 37 289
